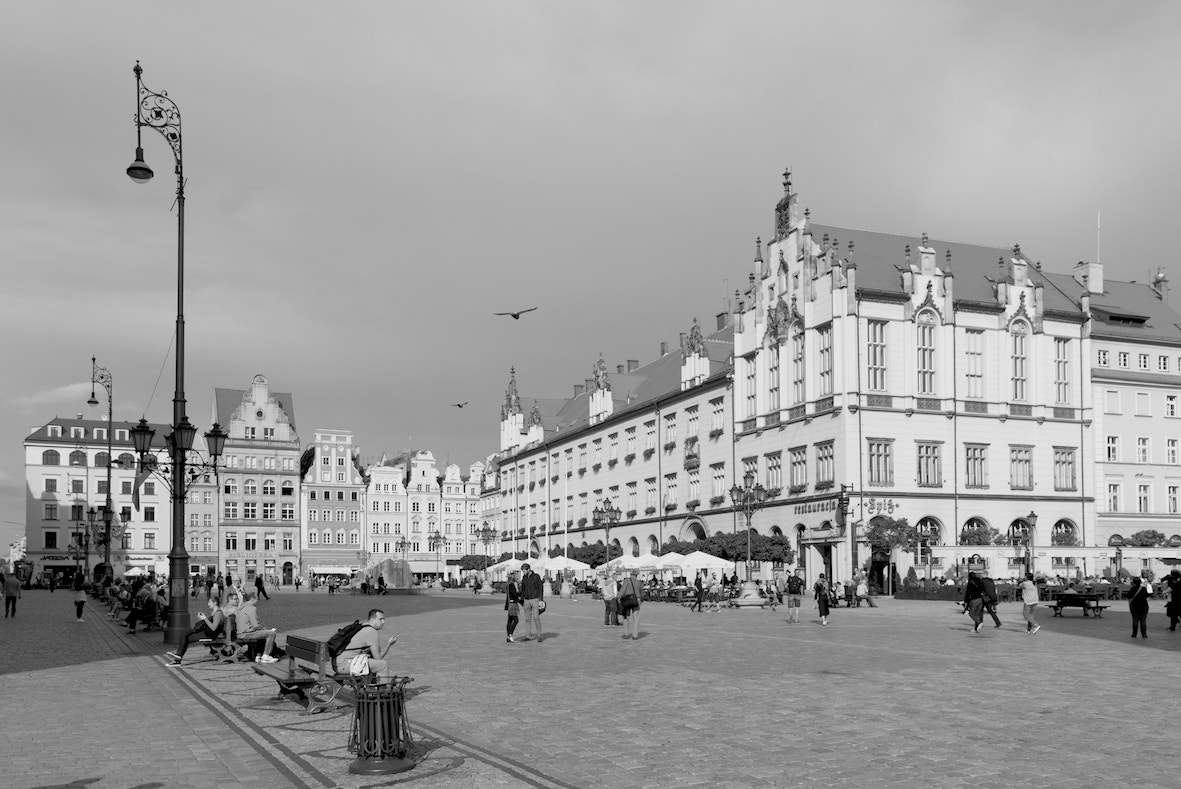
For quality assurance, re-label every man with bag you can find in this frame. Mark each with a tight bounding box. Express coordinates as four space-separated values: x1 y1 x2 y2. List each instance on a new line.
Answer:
601 571 620 626
785 570 804 623
338 609 399 681
519 563 545 642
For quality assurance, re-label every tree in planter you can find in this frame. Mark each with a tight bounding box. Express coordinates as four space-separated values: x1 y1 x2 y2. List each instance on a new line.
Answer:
863 516 917 595
959 523 1003 546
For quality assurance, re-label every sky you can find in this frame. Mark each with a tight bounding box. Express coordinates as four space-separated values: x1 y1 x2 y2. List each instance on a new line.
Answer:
3 1 1180 550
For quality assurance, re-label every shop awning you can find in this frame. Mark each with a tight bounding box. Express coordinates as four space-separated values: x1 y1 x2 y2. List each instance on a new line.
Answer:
309 566 352 574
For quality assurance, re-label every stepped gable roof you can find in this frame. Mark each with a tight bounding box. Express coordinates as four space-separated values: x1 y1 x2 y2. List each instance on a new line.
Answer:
214 386 297 431
807 224 1080 314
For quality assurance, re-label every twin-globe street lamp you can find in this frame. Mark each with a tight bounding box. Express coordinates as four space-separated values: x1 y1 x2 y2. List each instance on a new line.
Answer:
729 470 768 606
126 62 228 644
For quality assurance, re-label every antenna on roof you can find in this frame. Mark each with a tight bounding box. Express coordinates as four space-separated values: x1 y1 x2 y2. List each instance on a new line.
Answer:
1096 210 1101 266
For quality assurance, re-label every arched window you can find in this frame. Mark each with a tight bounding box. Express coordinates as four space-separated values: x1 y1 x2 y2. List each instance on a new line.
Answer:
960 517 993 545
916 312 937 395
69 450 87 466
1008 519 1031 546
767 525 784 537
1011 322 1029 401
244 479 258 496
42 450 60 466
1051 520 1078 546
224 479 238 495
647 535 659 554
117 453 135 469
262 479 276 496
281 481 294 496
627 536 640 557
95 452 109 468
917 517 942 545
795 524 807 568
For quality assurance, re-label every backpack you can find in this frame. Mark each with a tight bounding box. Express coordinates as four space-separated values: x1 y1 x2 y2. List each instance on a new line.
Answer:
326 620 369 659
787 576 804 595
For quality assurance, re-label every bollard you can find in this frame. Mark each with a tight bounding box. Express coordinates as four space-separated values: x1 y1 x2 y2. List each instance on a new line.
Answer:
347 676 414 775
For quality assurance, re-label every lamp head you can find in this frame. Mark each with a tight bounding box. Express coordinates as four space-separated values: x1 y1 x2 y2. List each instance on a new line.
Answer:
127 147 154 182
87 391 99 407
204 422 228 460
743 470 755 489
130 417 155 456
173 416 197 452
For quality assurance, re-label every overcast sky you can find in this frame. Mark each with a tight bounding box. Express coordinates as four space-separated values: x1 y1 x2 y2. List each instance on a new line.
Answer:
3 1 1180 550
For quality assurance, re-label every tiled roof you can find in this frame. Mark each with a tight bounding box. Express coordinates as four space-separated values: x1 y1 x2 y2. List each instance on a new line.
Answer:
1078 278 1181 345
213 387 297 431
25 416 170 449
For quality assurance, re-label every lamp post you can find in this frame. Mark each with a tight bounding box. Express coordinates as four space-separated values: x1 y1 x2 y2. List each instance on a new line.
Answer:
429 530 444 585
1025 511 1038 577
729 470 767 607
88 357 116 579
592 497 622 569
127 62 229 643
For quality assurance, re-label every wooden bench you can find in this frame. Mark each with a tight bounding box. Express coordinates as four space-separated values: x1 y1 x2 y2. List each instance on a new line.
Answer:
1050 595 1110 618
252 634 354 715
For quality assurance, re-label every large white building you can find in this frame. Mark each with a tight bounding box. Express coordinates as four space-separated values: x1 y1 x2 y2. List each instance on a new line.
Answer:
488 171 1181 586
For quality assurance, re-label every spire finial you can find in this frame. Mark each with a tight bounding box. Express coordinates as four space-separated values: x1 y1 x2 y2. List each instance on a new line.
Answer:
783 167 792 195
921 232 929 247
754 237 763 264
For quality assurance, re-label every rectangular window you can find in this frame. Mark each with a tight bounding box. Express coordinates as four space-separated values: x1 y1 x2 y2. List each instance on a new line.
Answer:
817 323 833 397
644 422 655 450
791 329 805 404
664 474 678 507
143 532 155 549
243 503 257 519
916 318 936 395
1011 326 1028 401
1139 353 1150 370
789 447 807 490
1136 392 1151 416
1138 437 1150 464
916 442 942 487
190 536 199 551
1161 355 1170 372
711 463 728 498
121 481 132 495
1010 446 1033 490
262 503 276 519
687 470 700 502
44 503 58 521
1054 338 1070 404
1169 439 1178 465
867 320 887 391
646 478 657 509
1168 395 1178 418
965 444 988 488
203 536 213 552
308 531 318 545
744 354 756 419
1097 349 1109 366
244 533 257 551
1138 483 1151 513
143 507 155 522
224 502 239 519
1105 390 1120 414
816 442 834 487
44 478 57 493
965 329 984 399
283 533 294 551
225 532 238 550
867 440 894 487
767 347 780 412
1106 436 1119 462
1118 351 1129 367
1170 486 1180 514
625 427 636 455
1053 448 1077 491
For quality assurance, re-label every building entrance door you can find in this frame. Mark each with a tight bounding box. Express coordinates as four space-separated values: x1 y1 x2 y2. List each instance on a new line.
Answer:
282 562 293 585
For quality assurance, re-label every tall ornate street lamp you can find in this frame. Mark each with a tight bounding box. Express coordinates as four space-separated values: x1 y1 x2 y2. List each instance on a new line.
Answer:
429 530 444 584
126 61 228 643
592 497 622 569
730 470 768 606
477 520 498 587
87 357 116 578
1024 511 1037 576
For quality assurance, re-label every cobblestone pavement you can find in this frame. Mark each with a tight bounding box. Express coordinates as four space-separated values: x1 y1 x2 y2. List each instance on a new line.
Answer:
2 589 1179 788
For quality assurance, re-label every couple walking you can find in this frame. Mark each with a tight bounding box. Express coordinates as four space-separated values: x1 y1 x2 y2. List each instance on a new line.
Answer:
504 563 545 643
601 569 643 640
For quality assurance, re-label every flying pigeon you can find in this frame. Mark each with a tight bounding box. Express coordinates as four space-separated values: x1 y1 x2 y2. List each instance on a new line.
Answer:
452 402 468 409
494 307 538 320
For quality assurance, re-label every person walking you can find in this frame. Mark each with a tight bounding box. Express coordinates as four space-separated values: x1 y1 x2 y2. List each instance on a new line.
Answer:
1129 576 1150 639
786 571 804 623
504 571 522 643
519 563 545 642
2 572 19 618
253 574 270 601
72 572 87 622
814 573 831 626
690 572 705 613
619 569 643 640
601 571 619 626
981 575 1002 627
963 572 987 633
1018 572 1041 634
1166 569 1181 632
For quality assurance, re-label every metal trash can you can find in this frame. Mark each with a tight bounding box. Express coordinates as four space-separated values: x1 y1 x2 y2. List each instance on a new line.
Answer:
347 676 414 775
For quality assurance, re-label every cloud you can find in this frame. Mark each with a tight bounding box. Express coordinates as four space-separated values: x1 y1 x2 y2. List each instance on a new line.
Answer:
9 382 92 412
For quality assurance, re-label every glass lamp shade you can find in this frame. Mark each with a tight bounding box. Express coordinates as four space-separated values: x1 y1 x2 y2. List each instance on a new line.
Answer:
204 422 228 459
743 470 755 489
127 148 154 182
592 507 603 525
130 418 156 455
754 484 768 503
1027 511 1038 529
729 484 742 504
87 391 100 407
173 417 198 452
610 506 622 523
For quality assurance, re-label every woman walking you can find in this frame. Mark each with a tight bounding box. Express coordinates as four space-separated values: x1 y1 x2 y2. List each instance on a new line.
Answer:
963 572 987 633
504 571 521 643
1129 576 1150 639
619 569 643 640
814 573 831 626
72 572 86 622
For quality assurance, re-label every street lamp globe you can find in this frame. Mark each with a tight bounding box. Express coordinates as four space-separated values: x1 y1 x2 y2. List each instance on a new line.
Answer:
127 148 154 182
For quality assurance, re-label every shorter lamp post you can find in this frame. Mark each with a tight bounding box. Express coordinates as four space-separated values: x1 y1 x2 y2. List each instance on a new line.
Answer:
429 530 444 586
477 521 498 592
1025 511 1038 577
592 497 622 571
730 470 768 607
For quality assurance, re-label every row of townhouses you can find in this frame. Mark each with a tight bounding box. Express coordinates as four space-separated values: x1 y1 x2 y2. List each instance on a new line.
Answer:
22 374 489 585
488 171 1181 587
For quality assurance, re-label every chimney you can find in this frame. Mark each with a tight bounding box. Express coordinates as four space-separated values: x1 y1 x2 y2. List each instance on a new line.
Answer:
660 341 669 355
716 312 728 331
77 413 83 420
627 359 639 372
573 384 585 396
585 378 593 392
1073 260 1103 294
616 364 625 374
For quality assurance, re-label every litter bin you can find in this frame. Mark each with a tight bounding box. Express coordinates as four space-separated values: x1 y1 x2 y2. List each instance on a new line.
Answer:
348 676 414 775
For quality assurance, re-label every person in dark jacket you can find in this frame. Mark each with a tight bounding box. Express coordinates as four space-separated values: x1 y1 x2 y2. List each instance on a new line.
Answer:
519 563 545 642
963 572 987 633
1128 576 1150 639
504 572 521 643
1165 569 1181 632
981 575 1002 628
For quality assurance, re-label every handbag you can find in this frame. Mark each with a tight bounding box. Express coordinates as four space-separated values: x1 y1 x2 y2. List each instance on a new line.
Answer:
619 593 638 614
348 654 370 676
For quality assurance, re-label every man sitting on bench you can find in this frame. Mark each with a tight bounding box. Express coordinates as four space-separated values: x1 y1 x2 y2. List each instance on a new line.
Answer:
236 590 279 663
1061 583 1093 616
338 609 399 682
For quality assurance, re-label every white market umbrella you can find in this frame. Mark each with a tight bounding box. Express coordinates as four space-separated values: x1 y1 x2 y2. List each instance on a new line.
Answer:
679 550 732 575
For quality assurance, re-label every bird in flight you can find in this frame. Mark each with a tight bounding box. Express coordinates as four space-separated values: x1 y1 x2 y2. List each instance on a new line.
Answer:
452 402 468 409
494 307 538 320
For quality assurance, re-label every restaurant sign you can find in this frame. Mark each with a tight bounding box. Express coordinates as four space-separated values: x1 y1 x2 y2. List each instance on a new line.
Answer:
793 499 838 515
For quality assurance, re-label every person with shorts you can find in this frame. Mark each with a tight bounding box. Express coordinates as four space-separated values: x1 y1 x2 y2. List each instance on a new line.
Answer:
1018 572 1041 634
338 609 399 680
786 571 804 623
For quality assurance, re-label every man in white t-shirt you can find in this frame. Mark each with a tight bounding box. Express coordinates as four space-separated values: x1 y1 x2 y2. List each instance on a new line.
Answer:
339 609 399 681
1018 573 1041 634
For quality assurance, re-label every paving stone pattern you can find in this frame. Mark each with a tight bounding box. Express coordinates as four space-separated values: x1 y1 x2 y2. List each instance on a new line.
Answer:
2 588 1178 788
